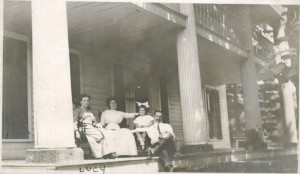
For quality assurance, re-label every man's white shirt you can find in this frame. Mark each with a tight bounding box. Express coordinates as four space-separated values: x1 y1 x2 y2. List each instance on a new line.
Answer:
147 122 175 144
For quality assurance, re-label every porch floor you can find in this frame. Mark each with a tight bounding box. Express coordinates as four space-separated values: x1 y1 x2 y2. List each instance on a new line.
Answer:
1 147 297 174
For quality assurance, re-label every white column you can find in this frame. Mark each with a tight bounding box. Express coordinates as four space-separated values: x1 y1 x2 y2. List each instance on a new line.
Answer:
0 0 4 162
240 6 262 130
282 80 298 143
32 0 75 148
177 4 208 145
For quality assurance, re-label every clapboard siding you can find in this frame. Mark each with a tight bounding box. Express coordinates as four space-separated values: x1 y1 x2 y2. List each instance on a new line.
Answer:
167 72 184 149
79 47 113 114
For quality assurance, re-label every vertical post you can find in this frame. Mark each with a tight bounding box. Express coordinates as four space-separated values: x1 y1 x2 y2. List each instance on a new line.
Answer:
282 80 298 143
177 4 208 145
0 0 4 163
27 0 83 163
32 0 75 148
274 8 298 144
240 6 262 130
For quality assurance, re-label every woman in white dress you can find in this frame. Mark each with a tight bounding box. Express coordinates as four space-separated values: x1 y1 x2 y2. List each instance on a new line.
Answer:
100 97 138 156
73 94 116 159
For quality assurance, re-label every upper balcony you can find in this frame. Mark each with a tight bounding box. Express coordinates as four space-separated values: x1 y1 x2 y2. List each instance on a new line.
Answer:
193 4 277 64
194 4 248 49
155 3 180 14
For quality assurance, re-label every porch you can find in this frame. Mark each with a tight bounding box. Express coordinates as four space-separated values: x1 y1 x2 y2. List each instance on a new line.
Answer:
1 148 297 173
1 1 295 170
2 1 243 160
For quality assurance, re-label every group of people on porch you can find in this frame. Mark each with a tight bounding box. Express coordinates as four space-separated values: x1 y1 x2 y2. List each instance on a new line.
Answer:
73 93 177 172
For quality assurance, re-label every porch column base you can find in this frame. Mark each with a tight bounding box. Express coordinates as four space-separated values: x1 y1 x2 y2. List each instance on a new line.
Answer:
26 148 84 163
283 142 298 148
180 144 213 154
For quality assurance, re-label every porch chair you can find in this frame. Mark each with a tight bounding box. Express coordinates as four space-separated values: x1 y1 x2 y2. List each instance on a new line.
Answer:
75 123 93 158
76 110 106 158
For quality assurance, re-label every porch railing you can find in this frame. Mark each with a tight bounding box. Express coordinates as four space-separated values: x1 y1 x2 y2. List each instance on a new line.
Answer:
156 3 180 13
252 30 275 60
194 4 247 48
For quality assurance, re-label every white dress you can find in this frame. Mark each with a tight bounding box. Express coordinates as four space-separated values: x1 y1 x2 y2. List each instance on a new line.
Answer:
73 107 115 158
100 110 138 156
133 115 154 128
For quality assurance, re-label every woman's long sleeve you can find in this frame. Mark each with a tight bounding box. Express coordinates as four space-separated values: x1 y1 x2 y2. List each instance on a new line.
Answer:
100 113 106 126
122 112 137 118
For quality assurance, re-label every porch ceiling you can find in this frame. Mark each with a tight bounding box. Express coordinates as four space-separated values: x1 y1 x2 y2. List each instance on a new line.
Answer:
67 2 176 46
4 1 181 48
197 36 243 86
4 1 31 36
250 5 283 25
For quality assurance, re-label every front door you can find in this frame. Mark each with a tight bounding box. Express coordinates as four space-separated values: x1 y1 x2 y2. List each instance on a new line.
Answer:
113 64 127 128
206 87 223 139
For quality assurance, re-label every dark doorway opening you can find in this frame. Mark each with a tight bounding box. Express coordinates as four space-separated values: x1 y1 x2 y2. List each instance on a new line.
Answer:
206 87 223 139
113 64 127 128
134 72 149 112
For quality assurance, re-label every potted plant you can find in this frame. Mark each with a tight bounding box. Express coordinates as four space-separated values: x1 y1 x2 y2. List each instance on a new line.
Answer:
245 128 267 151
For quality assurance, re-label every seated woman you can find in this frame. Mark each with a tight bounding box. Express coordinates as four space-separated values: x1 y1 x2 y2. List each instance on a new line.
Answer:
73 93 116 159
133 102 154 150
100 96 138 156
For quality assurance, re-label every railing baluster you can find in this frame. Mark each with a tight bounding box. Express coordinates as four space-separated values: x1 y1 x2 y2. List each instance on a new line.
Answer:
194 4 248 48
217 9 222 35
158 3 180 13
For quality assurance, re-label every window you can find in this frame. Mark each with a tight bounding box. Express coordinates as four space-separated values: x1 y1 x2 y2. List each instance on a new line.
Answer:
206 87 223 139
2 36 28 139
69 53 81 105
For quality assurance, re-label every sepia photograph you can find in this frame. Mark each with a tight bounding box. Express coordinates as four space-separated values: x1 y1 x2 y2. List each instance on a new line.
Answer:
0 0 299 173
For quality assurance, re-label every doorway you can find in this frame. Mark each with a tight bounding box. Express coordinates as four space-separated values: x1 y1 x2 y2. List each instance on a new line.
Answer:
205 87 223 139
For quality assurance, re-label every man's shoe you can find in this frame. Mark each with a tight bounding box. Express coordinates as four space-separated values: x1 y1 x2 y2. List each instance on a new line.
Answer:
164 165 178 172
164 165 173 172
104 152 118 159
109 152 118 159
170 166 178 172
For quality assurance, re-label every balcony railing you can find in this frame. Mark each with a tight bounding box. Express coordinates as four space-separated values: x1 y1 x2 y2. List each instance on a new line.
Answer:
194 4 247 48
252 30 275 60
157 3 180 14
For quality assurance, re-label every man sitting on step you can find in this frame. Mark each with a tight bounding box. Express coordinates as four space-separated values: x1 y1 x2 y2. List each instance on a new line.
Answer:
147 110 177 172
